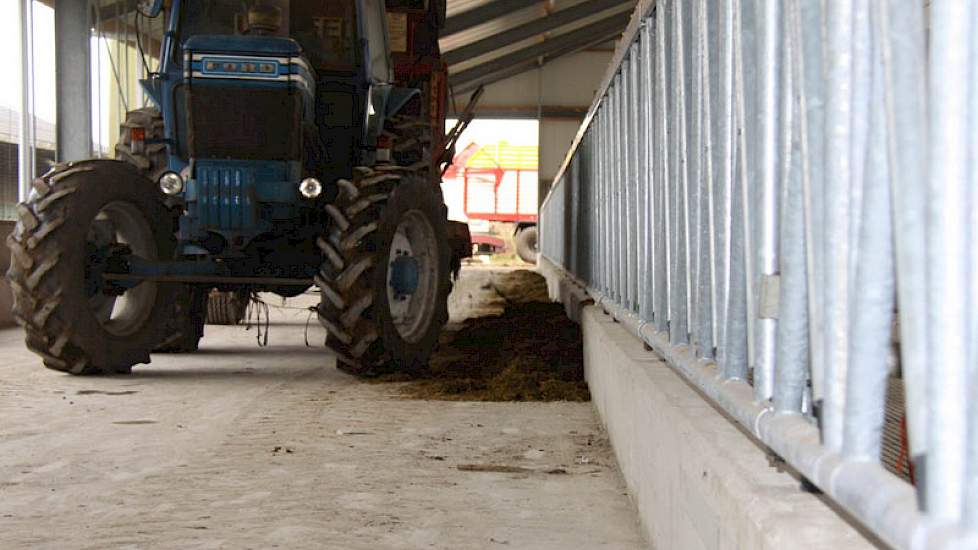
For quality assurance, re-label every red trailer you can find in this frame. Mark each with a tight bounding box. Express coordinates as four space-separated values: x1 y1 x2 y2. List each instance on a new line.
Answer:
462 167 537 224
454 142 539 262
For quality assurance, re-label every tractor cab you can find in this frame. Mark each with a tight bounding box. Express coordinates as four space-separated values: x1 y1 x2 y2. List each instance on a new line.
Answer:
144 0 396 257
174 0 374 72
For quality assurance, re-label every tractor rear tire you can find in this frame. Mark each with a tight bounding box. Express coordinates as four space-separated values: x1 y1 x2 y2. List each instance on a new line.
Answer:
515 226 539 264
383 114 432 167
317 167 451 376
206 290 249 325
115 107 168 182
6 161 178 374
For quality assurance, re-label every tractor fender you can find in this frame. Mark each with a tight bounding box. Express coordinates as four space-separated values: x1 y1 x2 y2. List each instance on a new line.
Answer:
139 77 163 110
385 86 421 118
366 86 420 145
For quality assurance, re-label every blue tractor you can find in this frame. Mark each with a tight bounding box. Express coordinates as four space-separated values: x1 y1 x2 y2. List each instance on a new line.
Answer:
7 0 471 375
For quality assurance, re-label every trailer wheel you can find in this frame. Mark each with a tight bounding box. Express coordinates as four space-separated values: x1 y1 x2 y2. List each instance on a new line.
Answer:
6 161 178 374
515 226 539 264
206 290 249 325
317 167 451 376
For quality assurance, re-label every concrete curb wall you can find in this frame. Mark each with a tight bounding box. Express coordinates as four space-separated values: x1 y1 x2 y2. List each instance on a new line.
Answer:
537 253 878 548
576 305 877 550
0 221 14 328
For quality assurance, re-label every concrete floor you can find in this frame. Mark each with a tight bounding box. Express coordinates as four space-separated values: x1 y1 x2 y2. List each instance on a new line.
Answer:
0 268 646 550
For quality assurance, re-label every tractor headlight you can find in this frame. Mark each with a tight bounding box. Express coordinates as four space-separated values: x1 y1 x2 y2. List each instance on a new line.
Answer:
159 172 184 195
299 177 322 199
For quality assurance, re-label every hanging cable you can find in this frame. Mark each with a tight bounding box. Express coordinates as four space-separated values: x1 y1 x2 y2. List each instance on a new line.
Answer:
244 293 271 347
134 12 151 78
90 0 129 115
303 306 318 347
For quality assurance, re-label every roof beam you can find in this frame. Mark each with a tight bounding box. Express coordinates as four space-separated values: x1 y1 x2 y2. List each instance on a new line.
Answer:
448 104 590 120
96 0 137 25
444 0 632 66
441 0 541 37
449 11 630 89
451 30 621 95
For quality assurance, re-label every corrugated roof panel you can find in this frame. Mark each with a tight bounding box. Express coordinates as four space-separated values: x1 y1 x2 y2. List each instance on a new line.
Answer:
442 0 595 50
446 0 499 17
445 1 633 75
440 3 546 52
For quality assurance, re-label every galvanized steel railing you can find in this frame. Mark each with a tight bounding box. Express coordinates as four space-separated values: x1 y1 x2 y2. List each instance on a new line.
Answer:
538 0 978 548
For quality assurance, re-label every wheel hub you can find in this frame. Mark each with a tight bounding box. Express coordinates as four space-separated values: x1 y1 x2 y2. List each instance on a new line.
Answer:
386 210 439 343
84 201 159 337
390 255 420 296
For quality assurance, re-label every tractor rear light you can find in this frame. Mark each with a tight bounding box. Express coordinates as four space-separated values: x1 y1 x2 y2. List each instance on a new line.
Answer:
130 127 146 155
159 172 184 195
299 178 322 199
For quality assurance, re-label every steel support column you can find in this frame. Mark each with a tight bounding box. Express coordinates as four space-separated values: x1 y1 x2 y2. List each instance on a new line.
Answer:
17 0 35 201
55 0 93 162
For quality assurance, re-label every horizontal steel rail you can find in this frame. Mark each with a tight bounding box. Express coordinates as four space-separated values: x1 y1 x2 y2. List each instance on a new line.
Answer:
538 1 978 548
103 274 313 286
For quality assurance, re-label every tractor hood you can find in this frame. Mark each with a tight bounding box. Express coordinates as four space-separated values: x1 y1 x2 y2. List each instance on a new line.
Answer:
183 35 302 57
181 35 315 92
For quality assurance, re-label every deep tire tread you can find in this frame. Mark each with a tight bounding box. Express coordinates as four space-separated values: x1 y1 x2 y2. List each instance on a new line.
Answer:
156 287 207 353
7 168 101 374
6 161 173 374
317 166 451 377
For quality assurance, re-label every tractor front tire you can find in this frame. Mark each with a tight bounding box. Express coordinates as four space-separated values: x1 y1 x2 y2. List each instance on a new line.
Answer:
6 161 178 374
115 107 207 352
317 167 451 376
155 286 208 353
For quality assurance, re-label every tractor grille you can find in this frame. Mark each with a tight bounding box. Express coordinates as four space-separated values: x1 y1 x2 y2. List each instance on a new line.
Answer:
195 164 257 230
187 85 301 161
